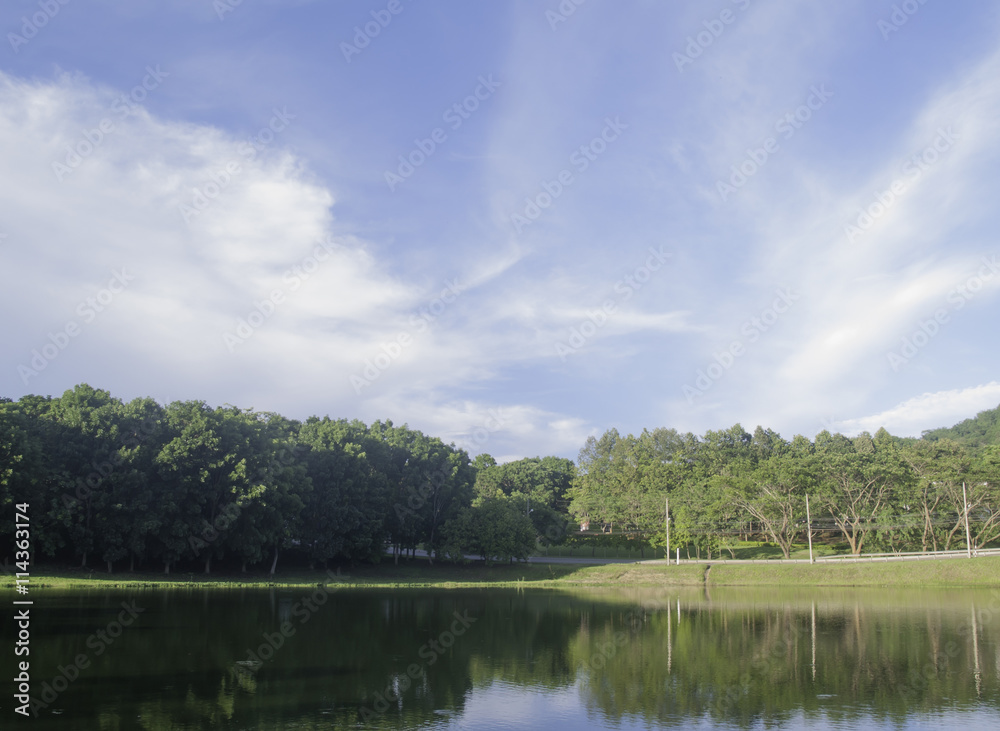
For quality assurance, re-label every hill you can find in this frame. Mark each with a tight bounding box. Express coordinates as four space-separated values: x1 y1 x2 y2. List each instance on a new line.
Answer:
921 402 1000 446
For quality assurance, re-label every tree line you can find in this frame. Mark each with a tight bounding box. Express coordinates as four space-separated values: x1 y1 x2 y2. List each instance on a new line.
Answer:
569 418 1000 559
2 384 998 571
0 385 574 572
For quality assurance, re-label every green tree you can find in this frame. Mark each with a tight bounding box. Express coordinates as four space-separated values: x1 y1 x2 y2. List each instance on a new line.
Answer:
474 456 575 544
441 496 536 564
299 417 388 566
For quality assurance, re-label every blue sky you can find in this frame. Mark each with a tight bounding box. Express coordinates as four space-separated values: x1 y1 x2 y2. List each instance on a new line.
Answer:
2 0 999 461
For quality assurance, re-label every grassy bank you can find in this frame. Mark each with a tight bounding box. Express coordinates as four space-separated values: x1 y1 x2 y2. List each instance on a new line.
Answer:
564 556 1000 588
14 555 1000 590
15 561 582 590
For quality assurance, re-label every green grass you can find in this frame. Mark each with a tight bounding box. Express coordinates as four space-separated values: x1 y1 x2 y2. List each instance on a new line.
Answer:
15 554 1000 590
14 560 582 590
702 555 1000 587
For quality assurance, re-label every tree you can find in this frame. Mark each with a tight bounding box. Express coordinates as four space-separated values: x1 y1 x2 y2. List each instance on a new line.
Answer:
298 417 388 566
442 497 536 564
369 421 475 563
965 445 1000 550
474 456 575 544
922 403 1000 446
815 444 912 555
901 439 971 551
724 455 813 559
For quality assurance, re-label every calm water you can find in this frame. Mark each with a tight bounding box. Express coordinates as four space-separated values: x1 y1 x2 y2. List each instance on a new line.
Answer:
3 584 1000 729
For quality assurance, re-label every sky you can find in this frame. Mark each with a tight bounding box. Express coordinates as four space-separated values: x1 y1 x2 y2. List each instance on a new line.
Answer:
2 0 999 462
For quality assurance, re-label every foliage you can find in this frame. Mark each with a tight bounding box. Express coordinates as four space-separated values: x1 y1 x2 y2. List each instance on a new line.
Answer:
441 496 536 564
922 402 1000 446
3 384 998 573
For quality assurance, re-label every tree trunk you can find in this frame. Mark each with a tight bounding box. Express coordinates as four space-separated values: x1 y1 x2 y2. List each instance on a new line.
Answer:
107 560 113 574
269 546 279 576
129 554 135 572
394 544 399 565
205 556 211 574
164 561 170 574
81 551 87 568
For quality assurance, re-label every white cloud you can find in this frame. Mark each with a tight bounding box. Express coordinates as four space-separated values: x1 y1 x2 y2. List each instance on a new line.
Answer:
829 382 1000 437
0 69 413 398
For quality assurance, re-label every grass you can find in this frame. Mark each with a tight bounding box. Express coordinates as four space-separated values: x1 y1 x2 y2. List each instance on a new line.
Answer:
564 556 1000 588
14 554 1000 590
15 560 582 590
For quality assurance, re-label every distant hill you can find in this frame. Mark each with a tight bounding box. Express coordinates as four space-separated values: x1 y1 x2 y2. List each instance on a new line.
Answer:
921 403 1000 446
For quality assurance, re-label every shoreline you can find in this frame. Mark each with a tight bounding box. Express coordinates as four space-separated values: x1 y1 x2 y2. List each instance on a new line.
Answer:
12 554 1000 590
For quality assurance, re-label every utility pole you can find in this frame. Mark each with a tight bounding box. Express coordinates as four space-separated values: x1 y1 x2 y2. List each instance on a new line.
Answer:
964 482 973 559
665 497 670 564
806 494 814 565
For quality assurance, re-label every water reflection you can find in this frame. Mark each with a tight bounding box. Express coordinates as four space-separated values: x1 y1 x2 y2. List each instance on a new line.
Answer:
2 585 998 729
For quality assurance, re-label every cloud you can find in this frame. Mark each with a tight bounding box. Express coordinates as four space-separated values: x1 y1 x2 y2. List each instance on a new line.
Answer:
0 69 412 398
829 382 1000 437
360 391 594 462
0 68 660 459
671 40 1000 437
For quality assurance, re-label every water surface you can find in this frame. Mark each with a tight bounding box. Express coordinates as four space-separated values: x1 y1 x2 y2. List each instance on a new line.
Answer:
3 585 999 729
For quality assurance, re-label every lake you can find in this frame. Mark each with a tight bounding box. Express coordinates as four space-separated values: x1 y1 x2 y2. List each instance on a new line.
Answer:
4 584 1000 729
